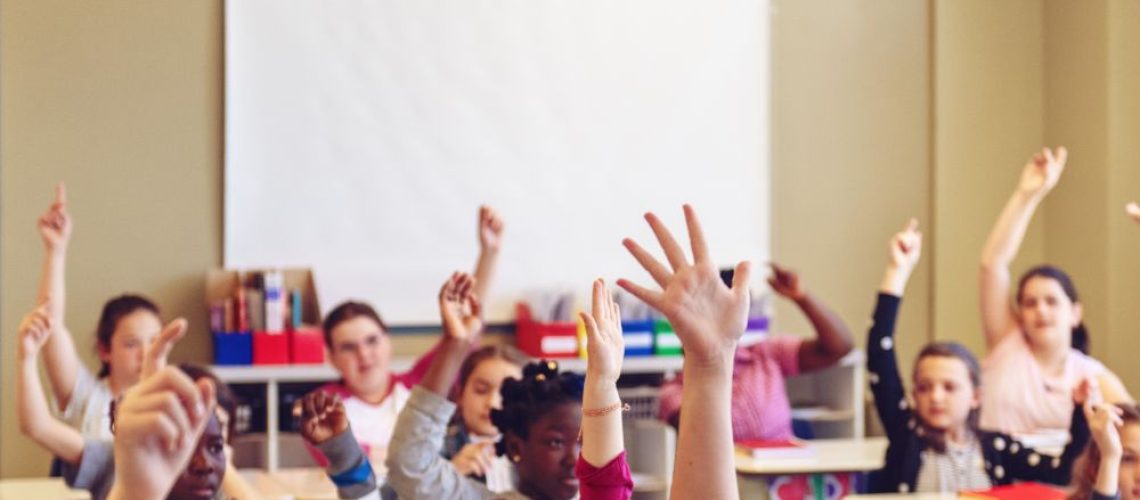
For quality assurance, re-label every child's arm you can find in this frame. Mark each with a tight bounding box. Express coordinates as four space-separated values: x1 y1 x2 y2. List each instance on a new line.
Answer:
472 205 503 303
1127 202 1140 225
979 147 1067 350
1088 402 1125 498
618 205 750 500
767 263 854 372
578 279 626 467
35 183 83 409
17 303 85 463
385 272 490 500
868 219 922 439
299 390 380 500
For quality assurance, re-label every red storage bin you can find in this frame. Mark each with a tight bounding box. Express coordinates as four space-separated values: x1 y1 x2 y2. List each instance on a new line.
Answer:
515 303 579 359
290 328 326 364
252 331 290 365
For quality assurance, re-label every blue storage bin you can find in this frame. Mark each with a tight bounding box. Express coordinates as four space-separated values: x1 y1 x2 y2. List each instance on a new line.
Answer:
213 331 253 365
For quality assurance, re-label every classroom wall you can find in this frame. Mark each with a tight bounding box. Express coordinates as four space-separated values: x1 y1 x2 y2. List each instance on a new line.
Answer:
0 0 223 478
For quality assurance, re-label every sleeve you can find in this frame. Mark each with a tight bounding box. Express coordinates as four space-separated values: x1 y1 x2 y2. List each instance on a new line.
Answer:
762 335 805 377
52 365 96 424
61 439 114 496
393 341 443 389
384 386 490 500
1004 403 1090 486
866 293 913 443
575 451 634 500
316 428 379 500
656 374 683 424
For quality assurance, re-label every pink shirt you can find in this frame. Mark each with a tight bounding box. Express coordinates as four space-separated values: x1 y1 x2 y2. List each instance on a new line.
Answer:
575 451 634 500
658 335 803 442
980 332 1106 435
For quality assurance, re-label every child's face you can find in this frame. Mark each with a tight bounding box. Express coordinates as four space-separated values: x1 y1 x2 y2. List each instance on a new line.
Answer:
460 358 523 437
328 316 392 401
508 402 582 500
1017 277 1081 347
912 355 979 433
101 310 162 389
168 412 226 500
1119 422 1140 500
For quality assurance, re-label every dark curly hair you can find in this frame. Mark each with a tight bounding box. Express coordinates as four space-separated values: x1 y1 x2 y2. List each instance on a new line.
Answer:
489 360 584 456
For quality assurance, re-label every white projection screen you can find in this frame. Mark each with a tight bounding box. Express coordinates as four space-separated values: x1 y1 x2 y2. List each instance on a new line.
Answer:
225 0 770 325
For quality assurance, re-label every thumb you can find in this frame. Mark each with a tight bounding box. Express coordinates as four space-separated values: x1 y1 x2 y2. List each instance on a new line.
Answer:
732 260 752 297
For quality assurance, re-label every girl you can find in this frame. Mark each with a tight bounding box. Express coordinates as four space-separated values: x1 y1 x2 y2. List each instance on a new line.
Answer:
1070 403 1140 500
444 345 530 492
382 272 633 499
979 147 1130 437
868 219 1091 494
31 184 166 441
307 206 504 468
656 261 854 441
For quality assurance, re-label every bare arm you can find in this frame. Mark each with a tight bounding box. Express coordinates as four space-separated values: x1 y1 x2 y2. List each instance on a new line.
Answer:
619 205 750 500
421 273 483 397
16 305 84 463
767 263 854 372
471 205 503 302
579 279 625 467
980 147 1067 350
36 183 81 408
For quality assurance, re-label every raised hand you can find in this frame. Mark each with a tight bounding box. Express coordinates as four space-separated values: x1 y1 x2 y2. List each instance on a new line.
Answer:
141 318 188 378
18 303 53 361
450 441 495 477
439 272 483 343
619 205 751 367
298 390 348 445
1086 402 1125 460
1126 202 1140 225
1018 146 1067 198
767 263 805 301
478 205 504 253
37 183 72 252
889 218 922 274
109 366 216 500
579 279 625 383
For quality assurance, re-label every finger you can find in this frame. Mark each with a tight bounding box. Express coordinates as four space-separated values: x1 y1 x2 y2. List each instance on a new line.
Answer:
580 312 599 343
1126 202 1140 220
905 217 918 233
1055 146 1068 166
645 212 688 271
303 393 319 422
466 294 482 319
1044 147 1056 166
128 392 193 442
591 279 605 320
616 279 663 312
128 411 182 452
143 318 188 377
132 367 207 422
55 183 67 206
683 204 709 264
610 303 621 337
622 238 672 287
731 260 753 297
190 378 217 441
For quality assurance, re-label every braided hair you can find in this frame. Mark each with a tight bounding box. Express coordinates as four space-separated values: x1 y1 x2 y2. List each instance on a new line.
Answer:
489 360 584 456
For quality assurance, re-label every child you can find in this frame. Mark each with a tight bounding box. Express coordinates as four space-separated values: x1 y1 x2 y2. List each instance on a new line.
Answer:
979 147 1130 436
656 261 853 441
30 184 166 441
617 205 755 499
307 205 504 468
1069 403 1140 500
444 345 530 492
380 272 633 499
868 218 1091 493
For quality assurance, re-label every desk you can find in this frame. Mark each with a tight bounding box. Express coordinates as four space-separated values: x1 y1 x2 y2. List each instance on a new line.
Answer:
735 437 887 499
241 468 338 500
0 478 91 499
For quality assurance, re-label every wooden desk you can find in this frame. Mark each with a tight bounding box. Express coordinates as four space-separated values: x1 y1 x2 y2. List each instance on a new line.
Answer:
0 478 91 499
735 437 887 499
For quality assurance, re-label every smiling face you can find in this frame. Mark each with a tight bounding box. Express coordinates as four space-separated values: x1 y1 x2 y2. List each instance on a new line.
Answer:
168 412 226 500
506 401 582 500
328 316 392 402
459 357 523 437
912 355 980 434
1017 275 1082 349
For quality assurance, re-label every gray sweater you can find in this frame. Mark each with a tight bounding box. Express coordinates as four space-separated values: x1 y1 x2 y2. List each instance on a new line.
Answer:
385 387 531 500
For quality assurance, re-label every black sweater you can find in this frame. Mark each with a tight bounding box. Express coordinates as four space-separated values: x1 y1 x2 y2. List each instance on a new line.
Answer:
866 293 1090 494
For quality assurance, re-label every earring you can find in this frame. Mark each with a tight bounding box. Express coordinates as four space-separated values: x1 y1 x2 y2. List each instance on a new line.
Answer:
511 455 521 463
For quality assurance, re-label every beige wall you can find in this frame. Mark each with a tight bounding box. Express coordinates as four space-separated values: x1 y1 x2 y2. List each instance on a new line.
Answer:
1 0 223 477
2 0 1138 479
